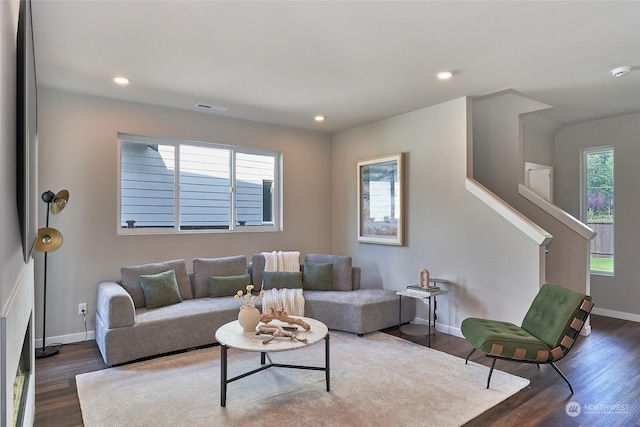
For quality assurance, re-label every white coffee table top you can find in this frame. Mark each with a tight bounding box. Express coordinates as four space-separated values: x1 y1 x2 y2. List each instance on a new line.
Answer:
215 316 328 353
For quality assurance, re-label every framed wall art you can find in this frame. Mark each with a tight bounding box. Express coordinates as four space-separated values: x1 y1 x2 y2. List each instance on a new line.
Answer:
357 153 404 245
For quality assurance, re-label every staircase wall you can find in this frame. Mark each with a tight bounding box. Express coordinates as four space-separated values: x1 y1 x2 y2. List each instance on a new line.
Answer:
472 90 592 296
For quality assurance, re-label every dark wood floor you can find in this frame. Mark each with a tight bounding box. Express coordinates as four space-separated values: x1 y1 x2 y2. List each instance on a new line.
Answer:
34 314 639 427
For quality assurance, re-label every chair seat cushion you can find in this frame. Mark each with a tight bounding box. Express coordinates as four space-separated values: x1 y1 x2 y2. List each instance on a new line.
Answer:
461 317 552 362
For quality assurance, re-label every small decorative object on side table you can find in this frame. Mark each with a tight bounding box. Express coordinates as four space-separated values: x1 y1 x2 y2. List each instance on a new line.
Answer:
396 277 448 347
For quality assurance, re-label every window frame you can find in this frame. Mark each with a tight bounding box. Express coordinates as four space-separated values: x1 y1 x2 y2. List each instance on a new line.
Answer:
580 146 614 276
117 133 282 235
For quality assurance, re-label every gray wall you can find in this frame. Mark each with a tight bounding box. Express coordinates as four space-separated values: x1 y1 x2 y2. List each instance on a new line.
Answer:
331 97 543 331
2 1 37 424
36 87 333 342
472 92 591 296
522 113 562 169
1 0 24 319
555 112 640 319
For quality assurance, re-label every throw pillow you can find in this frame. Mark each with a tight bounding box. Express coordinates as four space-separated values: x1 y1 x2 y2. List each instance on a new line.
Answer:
209 273 251 298
262 271 303 290
302 262 333 291
138 270 183 310
121 259 192 308
305 254 353 291
192 255 248 298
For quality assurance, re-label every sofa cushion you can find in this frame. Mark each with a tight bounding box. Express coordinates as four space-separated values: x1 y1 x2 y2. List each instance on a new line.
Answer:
305 254 353 291
193 255 247 298
303 262 333 291
249 254 266 290
209 273 251 298
262 271 303 290
139 270 183 310
121 259 192 308
461 318 552 361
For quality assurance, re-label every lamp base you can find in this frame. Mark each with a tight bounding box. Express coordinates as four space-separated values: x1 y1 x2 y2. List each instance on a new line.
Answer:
36 346 60 359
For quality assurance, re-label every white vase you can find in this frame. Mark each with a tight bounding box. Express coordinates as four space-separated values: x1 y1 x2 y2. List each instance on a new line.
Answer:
238 305 260 332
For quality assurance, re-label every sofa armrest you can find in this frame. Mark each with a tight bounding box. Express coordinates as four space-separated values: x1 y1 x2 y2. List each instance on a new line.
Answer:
96 281 136 328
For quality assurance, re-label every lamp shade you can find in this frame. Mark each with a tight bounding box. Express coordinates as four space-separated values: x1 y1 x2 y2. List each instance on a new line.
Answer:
50 189 69 214
34 227 63 252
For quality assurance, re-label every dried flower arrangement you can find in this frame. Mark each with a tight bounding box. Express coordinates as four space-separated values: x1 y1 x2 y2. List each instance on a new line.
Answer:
234 285 264 308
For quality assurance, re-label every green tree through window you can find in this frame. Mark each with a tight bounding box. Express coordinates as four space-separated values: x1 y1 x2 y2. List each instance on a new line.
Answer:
584 148 614 273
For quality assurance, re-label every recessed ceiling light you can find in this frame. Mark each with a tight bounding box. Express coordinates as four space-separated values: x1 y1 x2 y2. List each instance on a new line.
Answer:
437 71 453 80
113 76 130 85
314 115 326 122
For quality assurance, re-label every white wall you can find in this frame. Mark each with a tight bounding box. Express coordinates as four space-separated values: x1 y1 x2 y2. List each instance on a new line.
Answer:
36 87 333 342
331 97 542 331
555 113 640 319
1 1 36 425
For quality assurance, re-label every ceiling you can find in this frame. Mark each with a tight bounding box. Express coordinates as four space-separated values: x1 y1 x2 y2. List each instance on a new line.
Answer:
31 1 640 134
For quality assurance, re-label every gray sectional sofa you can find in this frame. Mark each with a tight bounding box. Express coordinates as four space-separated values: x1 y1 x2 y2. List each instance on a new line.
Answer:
95 254 414 365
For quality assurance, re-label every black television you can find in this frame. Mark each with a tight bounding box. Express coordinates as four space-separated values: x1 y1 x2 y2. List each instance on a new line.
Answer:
16 0 39 263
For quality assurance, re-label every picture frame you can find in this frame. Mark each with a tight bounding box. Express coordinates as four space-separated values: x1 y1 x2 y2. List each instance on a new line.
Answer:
357 153 404 245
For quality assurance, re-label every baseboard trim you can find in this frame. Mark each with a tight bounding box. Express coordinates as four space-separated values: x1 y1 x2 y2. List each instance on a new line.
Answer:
44 309 633 348
35 330 95 348
592 307 640 323
411 317 463 338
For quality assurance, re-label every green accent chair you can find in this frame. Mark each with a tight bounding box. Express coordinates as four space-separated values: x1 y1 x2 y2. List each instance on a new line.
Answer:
461 283 593 393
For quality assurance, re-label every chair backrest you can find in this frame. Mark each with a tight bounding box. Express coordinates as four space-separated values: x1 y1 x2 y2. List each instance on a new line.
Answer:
521 283 593 360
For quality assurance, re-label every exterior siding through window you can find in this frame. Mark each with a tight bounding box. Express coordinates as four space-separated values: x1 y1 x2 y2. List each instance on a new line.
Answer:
119 133 279 232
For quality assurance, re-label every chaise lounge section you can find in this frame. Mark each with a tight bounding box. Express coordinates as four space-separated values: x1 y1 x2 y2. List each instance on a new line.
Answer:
250 253 414 335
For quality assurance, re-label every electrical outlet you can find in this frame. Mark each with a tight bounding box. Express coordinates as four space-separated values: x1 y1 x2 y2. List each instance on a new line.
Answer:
78 303 87 315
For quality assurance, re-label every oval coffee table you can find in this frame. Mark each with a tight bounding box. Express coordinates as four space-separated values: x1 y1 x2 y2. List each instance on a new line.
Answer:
215 316 330 407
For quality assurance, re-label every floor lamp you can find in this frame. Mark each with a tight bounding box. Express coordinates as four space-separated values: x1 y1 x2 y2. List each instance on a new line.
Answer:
34 189 69 359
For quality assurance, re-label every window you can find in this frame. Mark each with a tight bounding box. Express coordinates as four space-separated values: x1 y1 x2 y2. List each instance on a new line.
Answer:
582 147 614 274
118 133 280 234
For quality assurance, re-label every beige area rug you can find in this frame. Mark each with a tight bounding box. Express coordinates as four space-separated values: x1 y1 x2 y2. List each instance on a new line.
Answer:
77 332 529 427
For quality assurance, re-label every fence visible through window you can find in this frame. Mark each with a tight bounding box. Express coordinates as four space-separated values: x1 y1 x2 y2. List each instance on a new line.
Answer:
583 147 614 274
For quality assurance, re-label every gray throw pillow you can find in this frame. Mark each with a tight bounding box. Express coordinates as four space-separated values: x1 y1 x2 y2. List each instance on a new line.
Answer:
209 273 251 298
192 255 248 298
138 270 183 310
262 271 303 290
121 259 192 308
303 262 333 291
305 254 353 291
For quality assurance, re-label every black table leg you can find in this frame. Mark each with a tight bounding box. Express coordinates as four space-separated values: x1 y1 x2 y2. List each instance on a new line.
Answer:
325 334 330 391
220 344 227 407
428 296 432 347
398 295 402 337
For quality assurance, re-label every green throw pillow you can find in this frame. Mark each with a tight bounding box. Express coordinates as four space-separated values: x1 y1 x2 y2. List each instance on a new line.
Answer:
262 271 303 290
139 270 183 309
303 262 333 291
209 273 251 298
